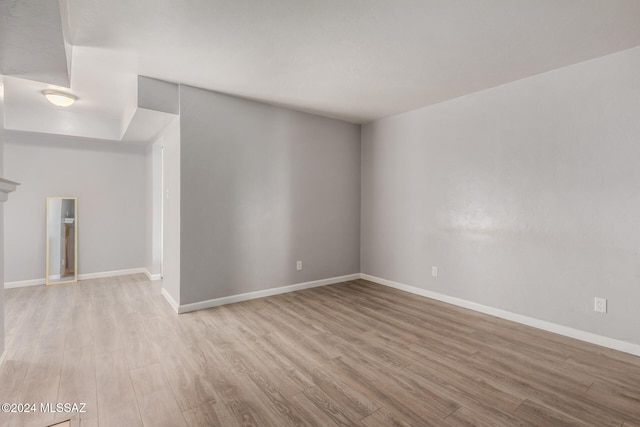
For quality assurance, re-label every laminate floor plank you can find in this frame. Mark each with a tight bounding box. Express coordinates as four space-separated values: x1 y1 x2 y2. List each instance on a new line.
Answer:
512 399 589 426
566 353 640 389
586 381 640 425
444 405 527 427
263 332 381 421
0 350 31 396
344 299 482 358
301 385 364 426
130 364 188 427
263 296 331 336
55 345 98 427
7 376 59 427
212 373 279 427
296 288 382 336
290 391 344 427
472 350 592 396
461 334 596 388
24 350 64 384
323 284 477 339
360 407 415 427
466 351 630 426
313 331 413 371
329 353 459 422
63 313 94 351
404 356 523 414
149 335 220 413
182 400 230 427
118 312 159 371
249 335 316 392
257 314 340 365
94 350 143 427
230 337 311 397
91 308 122 355
337 282 478 333
2 274 640 426
240 370 322 427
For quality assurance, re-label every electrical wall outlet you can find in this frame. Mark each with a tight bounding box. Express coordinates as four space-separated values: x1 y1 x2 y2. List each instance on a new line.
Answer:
594 297 607 313
296 260 302 271
431 266 438 277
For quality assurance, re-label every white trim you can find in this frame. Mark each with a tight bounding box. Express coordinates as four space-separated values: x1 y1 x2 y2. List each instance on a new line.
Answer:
78 268 146 280
360 273 640 357
144 268 162 281
177 273 361 314
5 268 149 289
0 350 6 368
4 278 46 289
161 288 180 313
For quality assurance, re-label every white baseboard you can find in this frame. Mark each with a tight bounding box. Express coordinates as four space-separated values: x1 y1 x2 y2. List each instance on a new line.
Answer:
177 273 361 314
4 278 46 288
161 288 180 313
144 268 162 281
5 268 149 289
360 273 640 357
78 268 147 280
0 350 6 368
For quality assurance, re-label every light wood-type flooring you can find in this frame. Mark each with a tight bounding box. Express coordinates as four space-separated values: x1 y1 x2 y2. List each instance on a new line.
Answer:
1 274 640 426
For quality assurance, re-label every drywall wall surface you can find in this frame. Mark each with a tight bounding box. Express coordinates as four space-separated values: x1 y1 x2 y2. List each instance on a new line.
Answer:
160 118 180 304
145 143 153 274
0 201 4 358
144 141 163 278
361 46 640 345
0 97 5 358
4 132 147 281
179 86 360 304
151 142 163 276
138 76 180 115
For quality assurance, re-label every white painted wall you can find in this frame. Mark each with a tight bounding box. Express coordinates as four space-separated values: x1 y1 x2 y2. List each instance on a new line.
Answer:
151 144 163 277
0 198 4 359
179 86 361 305
160 118 180 306
361 46 640 346
144 141 163 279
145 144 153 275
0 90 5 358
4 132 147 282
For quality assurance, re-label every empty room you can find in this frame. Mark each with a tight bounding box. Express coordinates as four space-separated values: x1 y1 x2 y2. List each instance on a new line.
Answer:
1 0 640 426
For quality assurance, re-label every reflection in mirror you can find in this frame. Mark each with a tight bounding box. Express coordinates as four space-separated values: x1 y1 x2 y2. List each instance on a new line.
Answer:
46 197 78 285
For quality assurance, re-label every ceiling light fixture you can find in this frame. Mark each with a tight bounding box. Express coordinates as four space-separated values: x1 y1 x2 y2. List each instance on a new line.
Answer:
43 90 77 107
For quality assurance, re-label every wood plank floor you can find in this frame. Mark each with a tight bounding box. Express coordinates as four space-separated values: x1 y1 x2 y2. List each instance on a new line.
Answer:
1 274 640 426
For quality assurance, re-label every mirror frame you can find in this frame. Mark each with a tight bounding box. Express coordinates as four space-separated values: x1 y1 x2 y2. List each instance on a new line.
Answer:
46 197 78 285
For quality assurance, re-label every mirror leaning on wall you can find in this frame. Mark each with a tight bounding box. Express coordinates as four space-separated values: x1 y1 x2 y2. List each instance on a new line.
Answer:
46 197 78 285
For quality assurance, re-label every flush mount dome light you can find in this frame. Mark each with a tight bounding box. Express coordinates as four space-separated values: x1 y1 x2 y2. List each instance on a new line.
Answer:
43 90 77 107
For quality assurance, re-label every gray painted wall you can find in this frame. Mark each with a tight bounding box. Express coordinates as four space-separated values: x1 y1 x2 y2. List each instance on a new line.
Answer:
4 132 147 282
361 46 640 345
179 86 360 304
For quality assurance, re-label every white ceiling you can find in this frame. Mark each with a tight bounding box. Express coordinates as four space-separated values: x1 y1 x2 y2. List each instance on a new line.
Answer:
2 0 640 141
